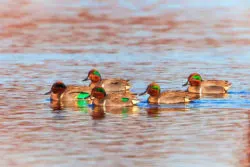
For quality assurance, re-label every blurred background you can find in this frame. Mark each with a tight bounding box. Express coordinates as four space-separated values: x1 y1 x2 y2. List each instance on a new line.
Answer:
1 0 250 53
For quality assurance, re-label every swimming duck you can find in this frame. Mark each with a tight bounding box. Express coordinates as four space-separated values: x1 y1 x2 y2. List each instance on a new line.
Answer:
183 73 232 94
44 81 91 105
88 86 139 107
82 69 131 93
139 82 199 104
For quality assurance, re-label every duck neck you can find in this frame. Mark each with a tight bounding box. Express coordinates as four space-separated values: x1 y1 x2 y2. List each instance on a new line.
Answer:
90 75 102 84
93 98 105 106
50 92 63 101
148 95 160 104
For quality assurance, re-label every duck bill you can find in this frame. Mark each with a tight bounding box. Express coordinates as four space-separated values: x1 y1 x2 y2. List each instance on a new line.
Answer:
44 90 51 95
182 81 189 87
138 90 147 96
82 76 89 82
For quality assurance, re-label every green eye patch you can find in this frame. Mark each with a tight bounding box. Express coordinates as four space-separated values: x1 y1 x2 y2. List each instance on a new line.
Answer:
77 92 90 99
121 97 129 102
96 87 106 94
192 75 202 81
93 71 101 77
152 85 160 91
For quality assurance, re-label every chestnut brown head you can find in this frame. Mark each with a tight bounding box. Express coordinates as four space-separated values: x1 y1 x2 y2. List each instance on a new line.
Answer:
183 73 203 87
139 82 161 97
82 69 102 83
91 86 107 100
44 81 67 101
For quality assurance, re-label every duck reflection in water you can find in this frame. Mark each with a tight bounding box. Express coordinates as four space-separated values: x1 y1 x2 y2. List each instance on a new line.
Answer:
91 106 105 120
92 105 140 118
146 107 189 117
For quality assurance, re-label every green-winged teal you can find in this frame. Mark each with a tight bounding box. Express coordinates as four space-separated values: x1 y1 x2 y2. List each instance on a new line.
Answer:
183 73 232 94
82 69 130 93
139 82 199 104
45 81 91 104
88 86 139 107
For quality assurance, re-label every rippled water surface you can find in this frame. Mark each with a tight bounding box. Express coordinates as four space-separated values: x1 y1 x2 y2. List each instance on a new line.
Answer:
1 0 250 166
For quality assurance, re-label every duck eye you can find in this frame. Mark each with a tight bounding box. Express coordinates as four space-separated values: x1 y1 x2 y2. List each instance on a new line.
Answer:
152 85 160 91
192 75 202 81
93 71 101 77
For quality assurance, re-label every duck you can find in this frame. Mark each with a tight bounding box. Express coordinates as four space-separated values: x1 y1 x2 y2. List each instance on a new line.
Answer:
44 81 91 107
88 86 139 107
139 82 199 104
183 73 232 94
82 69 131 93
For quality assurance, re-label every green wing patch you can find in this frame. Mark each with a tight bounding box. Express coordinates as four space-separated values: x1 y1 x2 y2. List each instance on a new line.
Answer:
77 92 90 99
121 97 129 102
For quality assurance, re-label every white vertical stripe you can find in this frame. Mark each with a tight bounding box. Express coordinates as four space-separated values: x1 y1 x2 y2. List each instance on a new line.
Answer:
102 100 106 112
60 93 65 101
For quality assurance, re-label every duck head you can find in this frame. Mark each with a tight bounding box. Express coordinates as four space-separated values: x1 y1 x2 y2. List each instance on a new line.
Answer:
139 82 161 97
91 86 107 100
44 81 67 101
82 69 102 83
183 73 203 87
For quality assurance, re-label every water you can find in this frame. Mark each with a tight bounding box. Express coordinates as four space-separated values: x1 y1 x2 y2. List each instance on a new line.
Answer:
1 0 250 166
